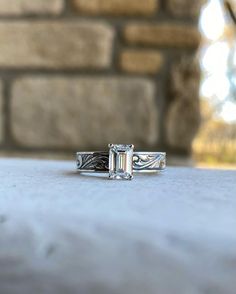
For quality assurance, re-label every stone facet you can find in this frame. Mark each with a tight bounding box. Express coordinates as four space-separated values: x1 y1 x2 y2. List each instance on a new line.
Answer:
109 144 134 180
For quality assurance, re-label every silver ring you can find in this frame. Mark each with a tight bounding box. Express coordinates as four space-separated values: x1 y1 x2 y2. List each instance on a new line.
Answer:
76 144 166 180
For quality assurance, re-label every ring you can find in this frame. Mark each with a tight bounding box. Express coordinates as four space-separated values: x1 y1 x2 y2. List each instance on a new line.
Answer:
76 144 166 180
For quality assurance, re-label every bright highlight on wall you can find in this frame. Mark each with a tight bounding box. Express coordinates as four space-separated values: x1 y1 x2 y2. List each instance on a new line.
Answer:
199 0 236 123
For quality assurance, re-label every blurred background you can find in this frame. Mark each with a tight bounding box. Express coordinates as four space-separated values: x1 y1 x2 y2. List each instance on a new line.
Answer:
195 0 236 168
0 0 235 167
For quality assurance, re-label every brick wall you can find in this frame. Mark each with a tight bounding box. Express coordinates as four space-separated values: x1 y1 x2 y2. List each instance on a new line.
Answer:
0 0 203 156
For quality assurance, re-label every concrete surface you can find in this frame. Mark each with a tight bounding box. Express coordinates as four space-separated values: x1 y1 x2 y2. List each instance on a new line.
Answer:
0 158 235 294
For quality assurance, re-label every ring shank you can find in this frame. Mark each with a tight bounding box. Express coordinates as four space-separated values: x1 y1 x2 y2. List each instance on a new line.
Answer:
76 152 166 173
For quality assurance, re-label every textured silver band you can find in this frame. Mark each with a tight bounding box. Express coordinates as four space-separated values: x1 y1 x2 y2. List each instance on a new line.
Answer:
76 152 166 173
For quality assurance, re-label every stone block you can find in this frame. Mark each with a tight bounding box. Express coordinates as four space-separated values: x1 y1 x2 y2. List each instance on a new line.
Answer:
120 49 164 74
73 0 158 16
0 0 63 15
166 56 201 152
124 23 201 48
0 22 114 69
12 77 158 149
167 0 205 17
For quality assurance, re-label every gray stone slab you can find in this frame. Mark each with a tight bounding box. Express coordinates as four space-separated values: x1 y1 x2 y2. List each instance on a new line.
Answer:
0 158 235 294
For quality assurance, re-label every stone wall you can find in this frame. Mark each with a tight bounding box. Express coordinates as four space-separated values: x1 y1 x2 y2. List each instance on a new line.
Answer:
0 0 203 155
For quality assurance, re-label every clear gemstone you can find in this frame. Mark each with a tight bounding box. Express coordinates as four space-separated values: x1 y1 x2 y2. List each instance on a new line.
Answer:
108 144 134 180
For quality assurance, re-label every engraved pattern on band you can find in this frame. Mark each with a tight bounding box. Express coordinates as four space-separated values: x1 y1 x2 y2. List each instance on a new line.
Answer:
76 152 166 172
133 152 166 171
76 152 109 172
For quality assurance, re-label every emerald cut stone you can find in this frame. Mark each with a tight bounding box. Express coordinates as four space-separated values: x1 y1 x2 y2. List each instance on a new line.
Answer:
108 144 134 180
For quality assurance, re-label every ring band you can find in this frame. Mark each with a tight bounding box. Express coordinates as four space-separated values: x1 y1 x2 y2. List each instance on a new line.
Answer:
76 144 166 180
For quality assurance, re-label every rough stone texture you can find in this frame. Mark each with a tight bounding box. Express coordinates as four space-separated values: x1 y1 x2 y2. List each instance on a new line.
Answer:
0 0 204 155
124 23 201 48
166 56 201 152
11 77 158 149
120 50 164 74
167 0 205 17
0 158 236 294
0 0 63 15
0 22 114 69
73 0 158 16
0 82 3 144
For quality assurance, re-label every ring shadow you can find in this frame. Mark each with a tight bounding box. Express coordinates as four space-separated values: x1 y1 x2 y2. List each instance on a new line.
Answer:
62 171 163 180
63 171 110 180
